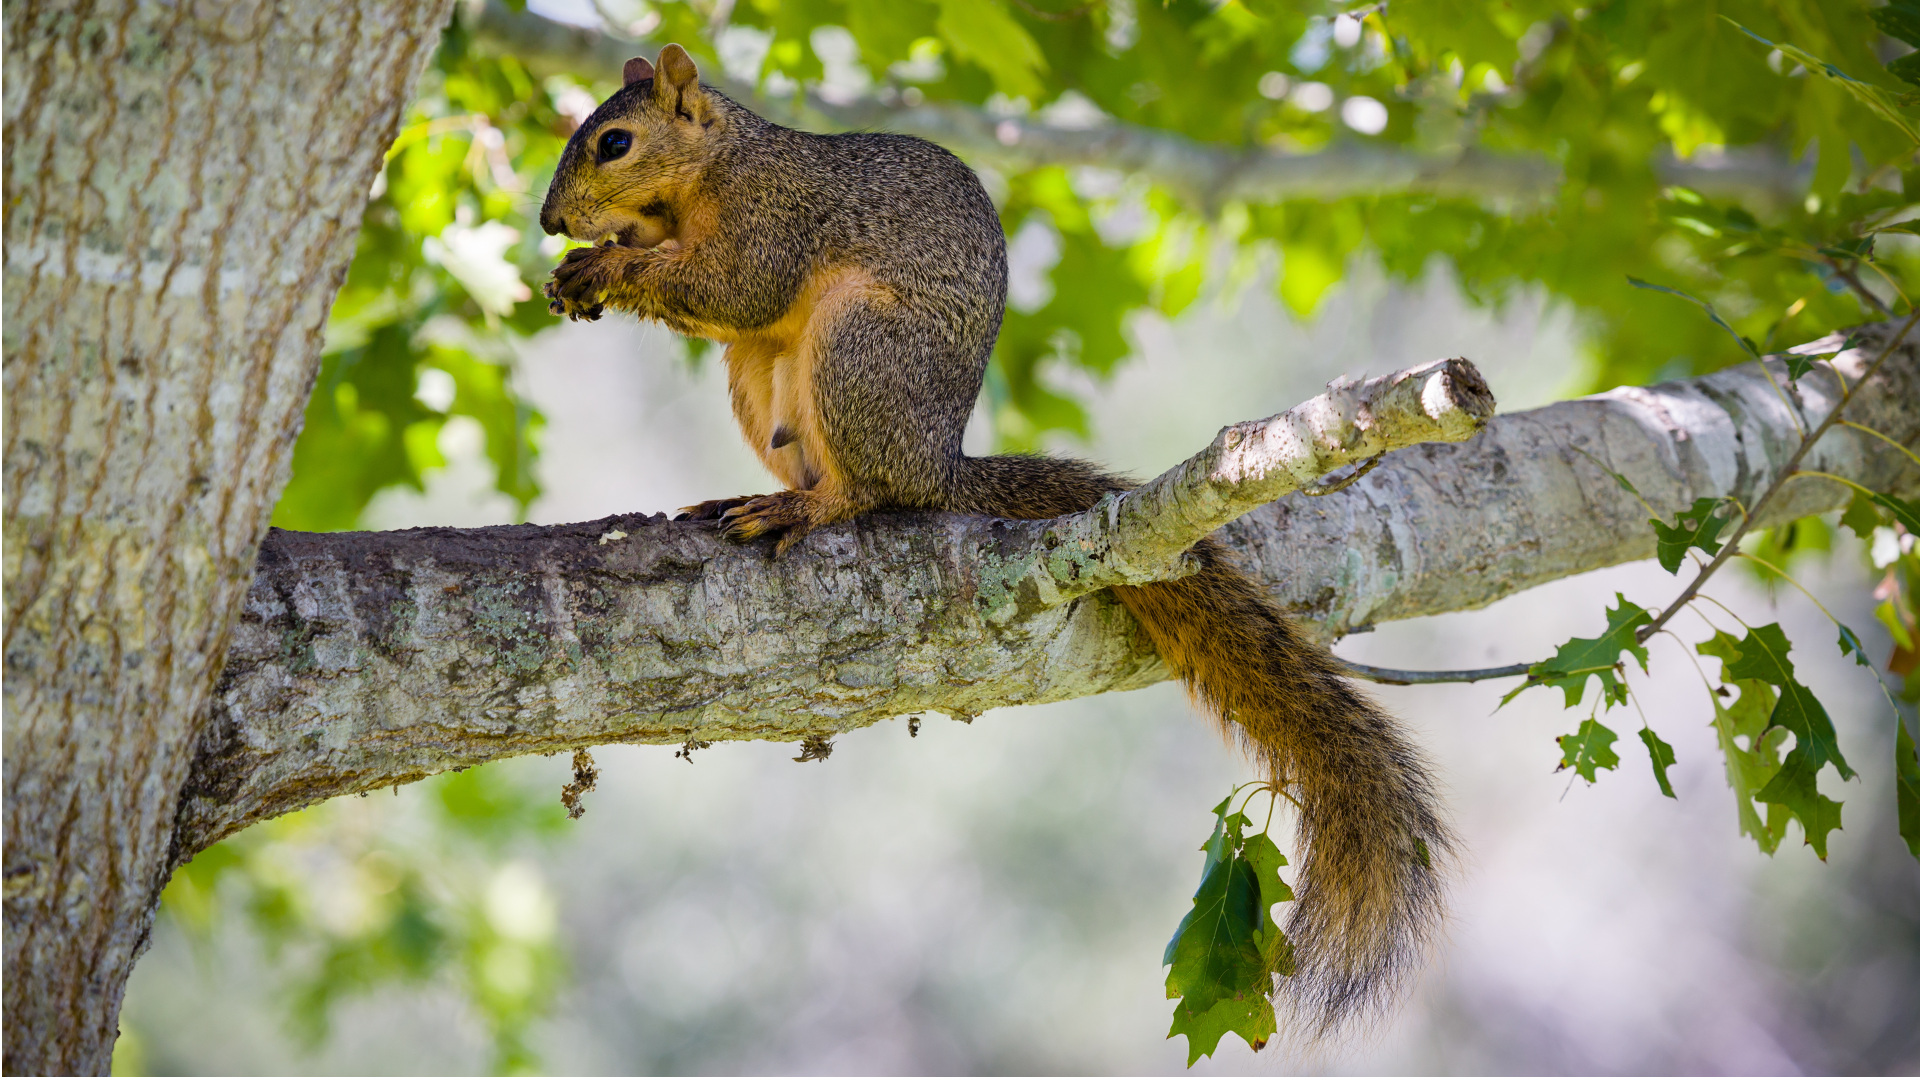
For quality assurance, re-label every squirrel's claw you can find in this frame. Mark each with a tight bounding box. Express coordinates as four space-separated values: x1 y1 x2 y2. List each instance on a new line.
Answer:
676 495 761 521
543 277 605 322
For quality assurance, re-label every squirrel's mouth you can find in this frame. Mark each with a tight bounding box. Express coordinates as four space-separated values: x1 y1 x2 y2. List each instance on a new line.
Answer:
600 226 673 250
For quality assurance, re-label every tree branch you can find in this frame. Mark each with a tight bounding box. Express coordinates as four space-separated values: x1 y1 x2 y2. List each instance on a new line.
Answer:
984 358 1494 619
171 322 1920 859
469 1 1811 208
1336 660 1532 685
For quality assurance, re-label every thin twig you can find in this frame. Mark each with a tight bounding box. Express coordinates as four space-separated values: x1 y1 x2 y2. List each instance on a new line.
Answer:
1301 454 1383 497
1752 356 1809 436
1689 592 1752 631
1637 311 1920 644
1860 257 1915 313
1337 659 1531 685
1827 257 1894 317
1840 419 1920 468
1731 550 1846 628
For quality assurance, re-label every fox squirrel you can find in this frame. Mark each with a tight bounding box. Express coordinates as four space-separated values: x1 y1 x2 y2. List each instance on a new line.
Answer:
539 45 1454 1031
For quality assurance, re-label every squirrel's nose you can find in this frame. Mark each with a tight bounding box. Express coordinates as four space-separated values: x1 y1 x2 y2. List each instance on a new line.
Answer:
539 206 566 237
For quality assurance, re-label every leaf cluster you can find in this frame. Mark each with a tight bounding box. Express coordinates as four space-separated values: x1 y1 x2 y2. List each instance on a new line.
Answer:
277 12 585 530
671 0 1918 432
1162 791 1295 1065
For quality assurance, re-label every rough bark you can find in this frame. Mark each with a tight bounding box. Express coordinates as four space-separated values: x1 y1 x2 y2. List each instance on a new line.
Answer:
1 1 451 1072
171 323 1920 864
470 1 1811 210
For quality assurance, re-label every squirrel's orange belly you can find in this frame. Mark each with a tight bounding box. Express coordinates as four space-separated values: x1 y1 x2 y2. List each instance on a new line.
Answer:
722 264 888 497
722 337 826 492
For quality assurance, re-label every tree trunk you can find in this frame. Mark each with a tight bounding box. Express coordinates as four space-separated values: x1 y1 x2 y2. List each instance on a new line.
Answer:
1 1 450 1071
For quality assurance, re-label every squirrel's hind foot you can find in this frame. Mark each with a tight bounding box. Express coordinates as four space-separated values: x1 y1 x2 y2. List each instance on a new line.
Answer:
716 491 829 557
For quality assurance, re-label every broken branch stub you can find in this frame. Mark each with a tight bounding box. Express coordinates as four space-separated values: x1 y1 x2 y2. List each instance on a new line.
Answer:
986 359 1496 618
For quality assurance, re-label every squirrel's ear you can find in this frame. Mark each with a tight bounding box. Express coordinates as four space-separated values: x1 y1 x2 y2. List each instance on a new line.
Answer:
623 56 654 86
655 44 711 123
656 43 698 93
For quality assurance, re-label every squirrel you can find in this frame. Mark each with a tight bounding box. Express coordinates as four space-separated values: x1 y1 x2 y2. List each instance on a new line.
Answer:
539 45 1455 1032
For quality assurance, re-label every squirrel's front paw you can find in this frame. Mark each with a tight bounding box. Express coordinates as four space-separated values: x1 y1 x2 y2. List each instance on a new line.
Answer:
545 244 631 320
543 278 604 322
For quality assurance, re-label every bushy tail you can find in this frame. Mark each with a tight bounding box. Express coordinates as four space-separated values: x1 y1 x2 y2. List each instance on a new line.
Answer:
956 454 1455 1033
1114 547 1454 1032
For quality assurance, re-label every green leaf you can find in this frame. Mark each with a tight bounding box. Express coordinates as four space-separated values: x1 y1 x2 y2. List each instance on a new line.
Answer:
1165 793 1290 1063
842 0 934 70
1639 726 1678 798
1872 0 1920 49
1725 623 1856 779
933 0 1046 99
1726 20 1920 146
1897 716 1920 860
1239 832 1293 911
1238 831 1296 977
1504 594 1652 709
1700 632 1792 853
1651 496 1731 574
1167 993 1276 1066
1776 325 1865 384
1627 277 1760 360
1889 51 1920 91
1557 718 1622 783
1868 491 1920 535
1841 491 1884 540
1878 596 1918 655
1772 680 1857 781
1838 623 1873 668
1164 855 1265 1017
1706 625 1855 857
1165 798 1257 978
1720 621 1799 687
1753 749 1845 859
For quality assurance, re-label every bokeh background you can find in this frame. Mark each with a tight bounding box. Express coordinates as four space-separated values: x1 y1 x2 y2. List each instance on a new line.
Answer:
117 263 1920 1074
106 0 1920 1072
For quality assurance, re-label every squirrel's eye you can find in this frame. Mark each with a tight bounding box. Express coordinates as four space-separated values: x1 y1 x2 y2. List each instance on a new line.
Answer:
596 129 633 162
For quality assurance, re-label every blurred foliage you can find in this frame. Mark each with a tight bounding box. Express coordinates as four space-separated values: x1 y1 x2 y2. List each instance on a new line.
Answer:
677 0 1916 447
281 0 1920 522
151 765 571 1074
273 17 578 530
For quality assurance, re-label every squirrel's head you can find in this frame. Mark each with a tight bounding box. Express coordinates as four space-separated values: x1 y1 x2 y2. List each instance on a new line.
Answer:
539 44 727 247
